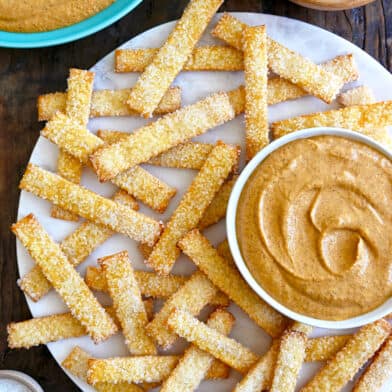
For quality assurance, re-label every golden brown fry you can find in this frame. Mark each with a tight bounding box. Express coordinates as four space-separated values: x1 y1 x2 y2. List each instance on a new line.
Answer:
127 0 223 117
111 165 176 213
302 319 391 392
51 151 82 221
62 346 146 392
304 335 350 362
65 68 94 124
337 85 392 149
11 214 117 343
178 230 287 337
226 55 357 115
212 13 344 103
8 313 87 349
85 265 228 307
243 25 269 159
271 101 392 140
64 347 226 391
37 87 181 121
145 271 221 349
98 129 215 170
233 340 280 392
338 85 375 106
116 46 243 72
270 331 307 392
91 92 235 181
19 164 162 245
353 335 392 392
95 130 177 212
85 266 186 298
138 242 153 259
147 142 239 275
234 323 311 392
216 239 235 265
99 251 156 355
199 175 237 230
41 112 104 164
160 308 234 392
20 190 138 302
8 300 153 350
167 308 258 374
51 69 94 221
87 356 179 385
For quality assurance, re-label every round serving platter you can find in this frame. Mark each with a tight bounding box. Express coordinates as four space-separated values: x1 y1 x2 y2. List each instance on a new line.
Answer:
16 12 392 391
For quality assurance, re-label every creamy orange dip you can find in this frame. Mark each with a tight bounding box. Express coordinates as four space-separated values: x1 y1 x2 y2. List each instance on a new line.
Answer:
236 135 392 320
0 0 114 33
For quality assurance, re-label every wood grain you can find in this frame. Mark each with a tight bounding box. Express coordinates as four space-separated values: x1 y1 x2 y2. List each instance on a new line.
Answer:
0 0 391 390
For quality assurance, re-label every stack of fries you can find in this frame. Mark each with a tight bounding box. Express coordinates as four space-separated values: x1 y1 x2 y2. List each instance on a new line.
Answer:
8 0 392 390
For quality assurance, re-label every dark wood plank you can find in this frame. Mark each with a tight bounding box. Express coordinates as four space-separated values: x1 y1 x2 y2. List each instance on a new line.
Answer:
0 0 390 390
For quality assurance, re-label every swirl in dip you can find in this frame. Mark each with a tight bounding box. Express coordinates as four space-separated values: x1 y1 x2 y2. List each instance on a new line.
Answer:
236 135 392 320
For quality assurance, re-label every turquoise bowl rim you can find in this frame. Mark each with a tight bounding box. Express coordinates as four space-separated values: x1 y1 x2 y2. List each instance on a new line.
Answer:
0 0 143 48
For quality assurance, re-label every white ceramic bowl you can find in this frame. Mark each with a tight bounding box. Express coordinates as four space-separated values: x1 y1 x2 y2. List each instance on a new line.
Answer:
227 127 392 329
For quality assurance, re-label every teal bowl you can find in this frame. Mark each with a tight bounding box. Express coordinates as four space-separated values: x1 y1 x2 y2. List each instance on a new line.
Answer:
0 0 143 48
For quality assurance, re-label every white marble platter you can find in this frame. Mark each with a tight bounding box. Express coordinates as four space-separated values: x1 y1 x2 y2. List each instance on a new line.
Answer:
16 12 392 392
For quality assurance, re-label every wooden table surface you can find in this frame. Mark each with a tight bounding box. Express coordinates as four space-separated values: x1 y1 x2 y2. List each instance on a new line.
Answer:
0 0 391 390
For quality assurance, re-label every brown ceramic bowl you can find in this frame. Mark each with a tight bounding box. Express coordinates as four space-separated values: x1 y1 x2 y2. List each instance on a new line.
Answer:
289 0 376 11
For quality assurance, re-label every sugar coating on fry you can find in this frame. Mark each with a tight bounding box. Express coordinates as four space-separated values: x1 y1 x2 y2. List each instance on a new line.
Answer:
216 239 235 265
338 85 392 149
62 347 145 392
199 175 237 230
178 230 287 337
91 92 235 182
86 266 187 298
127 0 223 117
147 142 239 275
304 335 351 362
65 68 94 124
38 87 181 121
302 319 391 392
338 85 375 107
7 304 126 349
353 335 392 392
167 308 258 374
98 130 215 170
100 251 156 355
270 331 307 392
149 142 214 170
11 214 117 343
160 308 234 392
138 242 153 259
112 165 176 213
227 55 357 113
243 25 269 159
116 46 243 72
87 356 179 384
51 69 94 220
51 151 82 221
272 101 392 140
7 313 86 349
145 271 219 349
212 13 344 103
41 112 103 164
233 340 280 392
96 130 177 212
20 164 162 245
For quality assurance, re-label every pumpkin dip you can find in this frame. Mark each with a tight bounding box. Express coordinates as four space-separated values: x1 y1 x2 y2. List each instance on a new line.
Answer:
236 135 392 320
0 0 114 33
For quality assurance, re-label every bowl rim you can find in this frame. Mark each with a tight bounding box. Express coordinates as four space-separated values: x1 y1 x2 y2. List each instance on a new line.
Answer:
226 127 392 329
0 0 143 48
